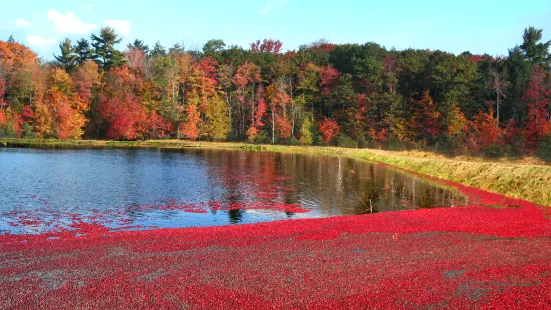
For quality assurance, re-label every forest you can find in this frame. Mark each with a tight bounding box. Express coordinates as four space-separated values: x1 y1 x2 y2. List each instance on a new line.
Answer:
0 27 550 159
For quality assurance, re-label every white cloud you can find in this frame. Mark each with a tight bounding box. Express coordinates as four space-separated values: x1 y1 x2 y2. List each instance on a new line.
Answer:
27 36 56 47
47 8 97 34
15 19 30 28
260 0 288 15
103 20 131 36
86 4 94 12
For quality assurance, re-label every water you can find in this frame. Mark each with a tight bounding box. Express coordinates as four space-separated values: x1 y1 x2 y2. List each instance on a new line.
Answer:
0 147 471 234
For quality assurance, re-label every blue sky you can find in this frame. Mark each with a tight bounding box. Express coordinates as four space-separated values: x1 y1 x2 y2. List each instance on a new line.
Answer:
1 0 550 59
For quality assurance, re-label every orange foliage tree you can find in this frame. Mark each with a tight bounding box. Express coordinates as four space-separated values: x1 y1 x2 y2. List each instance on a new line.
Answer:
318 117 340 143
97 66 146 140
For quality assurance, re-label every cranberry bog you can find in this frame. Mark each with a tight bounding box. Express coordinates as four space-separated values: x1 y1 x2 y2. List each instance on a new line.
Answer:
1 146 551 309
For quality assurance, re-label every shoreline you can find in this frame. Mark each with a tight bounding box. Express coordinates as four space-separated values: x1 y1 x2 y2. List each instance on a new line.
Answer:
2 138 551 207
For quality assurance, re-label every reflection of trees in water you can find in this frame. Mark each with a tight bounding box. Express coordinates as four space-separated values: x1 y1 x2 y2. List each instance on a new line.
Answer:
201 150 284 224
197 149 470 222
228 209 243 224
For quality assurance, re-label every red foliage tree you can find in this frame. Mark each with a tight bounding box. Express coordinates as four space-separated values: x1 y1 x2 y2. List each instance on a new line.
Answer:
318 117 340 143
410 91 441 142
246 85 266 142
466 106 503 152
347 93 368 139
180 104 201 140
97 67 146 140
251 39 282 54
233 61 262 137
0 110 5 126
320 66 340 97
147 111 173 138
21 105 33 120
275 115 292 139
523 69 551 151
0 77 5 109
196 56 218 82
126 48 148 74
45 90 85 139
73 60 99 104
311 42 337 53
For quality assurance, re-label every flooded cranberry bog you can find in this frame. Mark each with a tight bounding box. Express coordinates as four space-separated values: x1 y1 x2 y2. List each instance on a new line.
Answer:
1 147 550 308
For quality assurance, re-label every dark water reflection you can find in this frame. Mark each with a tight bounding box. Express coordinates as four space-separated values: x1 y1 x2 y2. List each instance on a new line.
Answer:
0 147 470 234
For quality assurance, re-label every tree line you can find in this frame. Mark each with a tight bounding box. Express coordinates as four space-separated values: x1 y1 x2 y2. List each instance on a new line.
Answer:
0 27 550 158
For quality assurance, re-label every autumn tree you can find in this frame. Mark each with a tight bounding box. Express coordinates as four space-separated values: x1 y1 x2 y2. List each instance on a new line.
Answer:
411 91 441 143
466 106 503 153
523 68 551 151
251 39 282 54
42 68 87 139
299 116 314 145
203 95 230 141
97 66 146 139
318 117 340 144
233 61 261 137
246 85 266 142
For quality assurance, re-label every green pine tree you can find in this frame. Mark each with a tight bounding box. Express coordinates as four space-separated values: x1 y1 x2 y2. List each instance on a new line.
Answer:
54 38 78 71
91 27 126 71
75 39 93 64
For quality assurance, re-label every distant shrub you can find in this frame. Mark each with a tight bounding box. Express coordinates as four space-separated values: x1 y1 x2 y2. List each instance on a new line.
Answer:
434 134 458 156
255 130 271 144
357 134 368 148
23 122 36 138
336 134 357 148
385 139 407 151
281 136 299 145
0 124 18 138
537 135 551 162
484 144 506 158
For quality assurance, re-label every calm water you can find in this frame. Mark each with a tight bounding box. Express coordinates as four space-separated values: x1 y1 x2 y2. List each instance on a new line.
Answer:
0 147 470 234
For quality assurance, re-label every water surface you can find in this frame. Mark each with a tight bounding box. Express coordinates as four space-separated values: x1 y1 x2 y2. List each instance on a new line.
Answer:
0 147 470 234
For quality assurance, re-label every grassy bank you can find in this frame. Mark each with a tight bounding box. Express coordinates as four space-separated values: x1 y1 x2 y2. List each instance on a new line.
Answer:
2 138 551 207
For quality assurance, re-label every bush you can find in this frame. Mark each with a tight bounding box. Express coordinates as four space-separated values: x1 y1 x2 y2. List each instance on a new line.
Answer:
255 130 271 144
537 135 551 162
357 134 369 148
0 124 18 138
484 144 506 158
23 122 36 138
385 139 407 151
434 134 457 156
336 134 357 148
281 136 299 145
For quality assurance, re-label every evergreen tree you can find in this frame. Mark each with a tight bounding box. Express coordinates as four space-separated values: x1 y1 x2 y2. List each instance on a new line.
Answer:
54 38 78 71
520 27 551 66
91 27 126 71
7 35 15 43
150 42 167 58
127 39 149 54
202 39 226 62
75 39 93 64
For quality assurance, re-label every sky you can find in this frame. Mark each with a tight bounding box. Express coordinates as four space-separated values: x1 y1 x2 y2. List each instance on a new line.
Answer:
1 0 550 60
